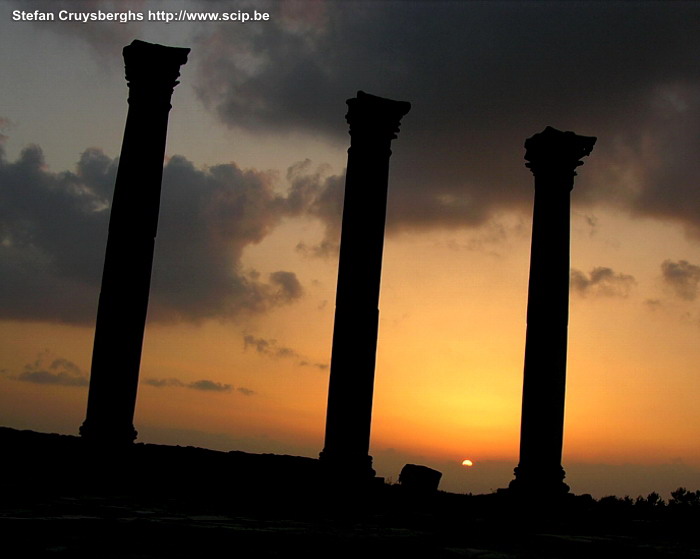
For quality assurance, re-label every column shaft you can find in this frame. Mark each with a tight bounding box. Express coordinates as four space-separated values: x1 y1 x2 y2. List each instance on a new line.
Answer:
321 91 410 479
511 126 596 495
80 41 189 445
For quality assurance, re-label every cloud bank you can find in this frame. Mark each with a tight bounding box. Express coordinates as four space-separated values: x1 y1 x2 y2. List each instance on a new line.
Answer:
14 1 700 236
7 1 700 326
193 1 700 235
0 142 337 324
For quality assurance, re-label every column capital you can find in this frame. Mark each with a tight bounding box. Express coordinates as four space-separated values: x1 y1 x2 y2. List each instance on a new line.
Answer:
123 40 190 103
346 91 411 141
524 126 596 181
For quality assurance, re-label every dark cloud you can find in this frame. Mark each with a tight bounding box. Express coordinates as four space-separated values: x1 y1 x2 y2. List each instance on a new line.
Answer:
13 352 88 387
193 1 700 234
0 142 335 323
243 334 300 359
243 334 328 370
188 379 232 392
661 259 700 301
144 377 250 394
269 271 303 302
144 378 185 388
571 267 636 298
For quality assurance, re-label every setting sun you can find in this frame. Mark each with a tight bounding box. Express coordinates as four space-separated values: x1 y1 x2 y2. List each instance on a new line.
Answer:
462 459 474 467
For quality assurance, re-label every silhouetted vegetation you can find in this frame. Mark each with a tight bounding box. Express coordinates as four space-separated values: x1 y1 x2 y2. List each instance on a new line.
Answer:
594 488 700 517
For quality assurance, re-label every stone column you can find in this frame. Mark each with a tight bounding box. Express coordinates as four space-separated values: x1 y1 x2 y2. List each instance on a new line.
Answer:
320 91 410 479
510 126 596 495
80 40 189 445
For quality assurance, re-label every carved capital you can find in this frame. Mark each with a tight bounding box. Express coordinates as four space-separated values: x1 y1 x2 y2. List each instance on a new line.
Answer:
123 40 190 104
346 91 411 142
525 126 596 181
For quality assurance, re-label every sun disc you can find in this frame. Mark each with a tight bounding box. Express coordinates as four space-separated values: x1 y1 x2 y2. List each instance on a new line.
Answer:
462 459 474 467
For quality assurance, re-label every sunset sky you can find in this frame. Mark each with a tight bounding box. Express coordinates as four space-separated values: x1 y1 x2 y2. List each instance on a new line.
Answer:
2 0 700 498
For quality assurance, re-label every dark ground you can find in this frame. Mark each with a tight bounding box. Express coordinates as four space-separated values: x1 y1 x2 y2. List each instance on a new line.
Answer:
2 427 699 558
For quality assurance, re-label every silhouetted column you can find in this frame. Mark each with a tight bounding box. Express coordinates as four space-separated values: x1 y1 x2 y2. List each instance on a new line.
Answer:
320 91 410 479
510 126 596 495
80 40 189 446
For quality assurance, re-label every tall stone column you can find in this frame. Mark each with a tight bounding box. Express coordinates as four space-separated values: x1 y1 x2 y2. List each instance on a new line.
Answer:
80 40 189 445
320 91 410 479
510 126 596 495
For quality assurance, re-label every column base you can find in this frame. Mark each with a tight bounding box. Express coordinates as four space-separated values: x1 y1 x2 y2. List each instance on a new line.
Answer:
319 449 376 482
79 419 137 447
508 463 570 497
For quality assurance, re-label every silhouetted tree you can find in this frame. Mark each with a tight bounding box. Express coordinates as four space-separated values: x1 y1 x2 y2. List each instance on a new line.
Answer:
598 494 634 509
669 487 700 508
635 491 665 509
